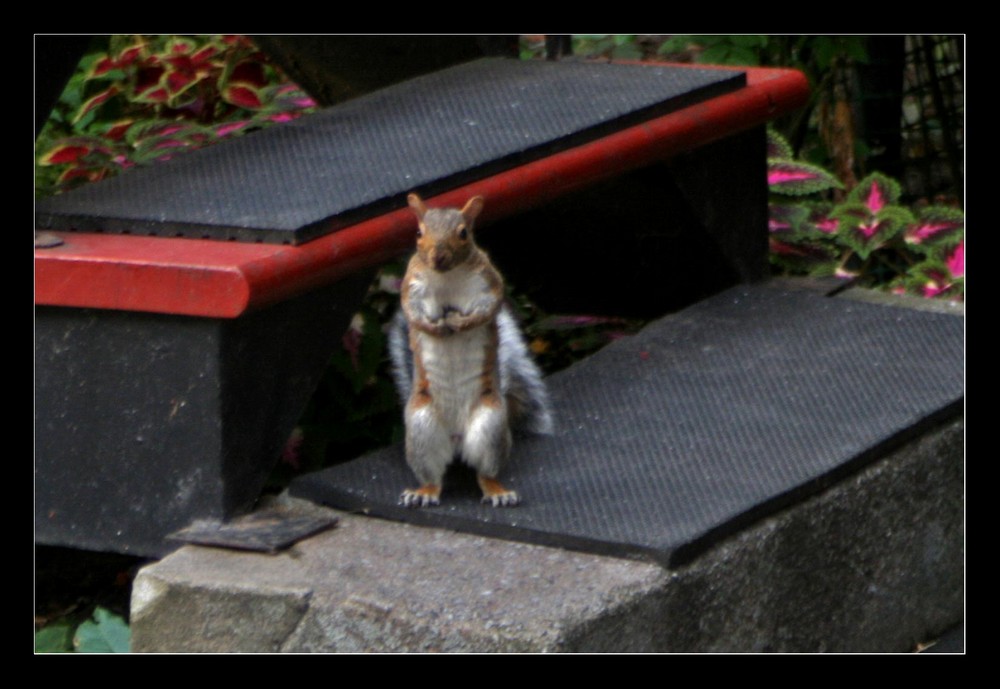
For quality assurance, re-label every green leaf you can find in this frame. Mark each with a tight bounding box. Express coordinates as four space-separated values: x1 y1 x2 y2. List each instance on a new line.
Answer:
813 37 838 70
841 36 869 63
657 35 696 55
728 46 761 66
35 622 76 653
766 129 794 159
730 35 768 48
833 202 913 260
613 42 643 60
699 44 735 64
73 608 130 653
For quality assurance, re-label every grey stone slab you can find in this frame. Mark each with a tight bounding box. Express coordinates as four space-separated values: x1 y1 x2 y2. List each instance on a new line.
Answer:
130 416 963 652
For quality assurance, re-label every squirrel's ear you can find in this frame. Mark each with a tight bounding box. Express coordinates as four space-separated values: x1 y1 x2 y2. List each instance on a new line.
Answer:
407 193 427 220
461 196 484 223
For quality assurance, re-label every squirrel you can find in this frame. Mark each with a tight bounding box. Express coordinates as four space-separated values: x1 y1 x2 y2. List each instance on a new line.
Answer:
388 192 553 507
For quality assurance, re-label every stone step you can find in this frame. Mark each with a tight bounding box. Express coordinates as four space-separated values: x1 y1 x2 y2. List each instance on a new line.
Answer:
130 284 964 652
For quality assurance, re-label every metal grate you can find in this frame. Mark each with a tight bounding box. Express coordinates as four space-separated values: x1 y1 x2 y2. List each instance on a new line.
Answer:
900 36 964 202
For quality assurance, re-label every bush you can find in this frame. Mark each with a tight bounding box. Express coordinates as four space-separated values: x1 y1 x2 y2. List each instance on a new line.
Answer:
35 35 316 198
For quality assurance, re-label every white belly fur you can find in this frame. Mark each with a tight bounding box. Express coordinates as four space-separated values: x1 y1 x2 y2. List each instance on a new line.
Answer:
416 325 494 436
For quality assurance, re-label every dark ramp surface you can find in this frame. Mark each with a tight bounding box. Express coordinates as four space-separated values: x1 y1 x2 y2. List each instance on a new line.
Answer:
35 58 744 245
291 283 964 566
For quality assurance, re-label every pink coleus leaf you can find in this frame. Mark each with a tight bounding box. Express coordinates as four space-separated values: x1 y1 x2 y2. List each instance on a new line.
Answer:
116 44 145 66
57 165 108 185
946 241 964 279
190 44 220 65
847 172 901 212
215 120 251 137
769 169 820 184
813 216 839 234
768 203 810 234
103 120 135 141
857 219 882 239
767 160 843 196
90 55 119 77
921 269 952 298
903 253 964 301
831 202 914 260
151 138 190 150
134 65 165 92
866 184 885 212
904 206 964 250
135 86 170 104
72 85 119 123
39 143 91 165
229 61 267 88
165 68 198 94
224 84 264 109
164 36 197 57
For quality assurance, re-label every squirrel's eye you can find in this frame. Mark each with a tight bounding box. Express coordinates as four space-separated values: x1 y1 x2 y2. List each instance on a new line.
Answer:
458 227 468 240
416 227 424 238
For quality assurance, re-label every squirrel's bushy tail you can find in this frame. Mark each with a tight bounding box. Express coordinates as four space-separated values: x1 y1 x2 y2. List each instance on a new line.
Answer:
496 306 553 435
388 306 554 435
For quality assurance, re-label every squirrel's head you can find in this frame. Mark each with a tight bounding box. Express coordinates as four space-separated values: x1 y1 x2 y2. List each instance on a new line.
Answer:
408 193 485 272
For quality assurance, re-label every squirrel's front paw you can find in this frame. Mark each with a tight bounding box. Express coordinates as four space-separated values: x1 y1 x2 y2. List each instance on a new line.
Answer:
400 485 441 507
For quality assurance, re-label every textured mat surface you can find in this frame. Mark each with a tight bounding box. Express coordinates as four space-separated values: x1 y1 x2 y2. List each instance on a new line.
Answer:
291 283 964 566
35 59 744 244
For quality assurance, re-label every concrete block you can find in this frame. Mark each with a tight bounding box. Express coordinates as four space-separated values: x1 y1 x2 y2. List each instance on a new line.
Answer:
131 417 962 652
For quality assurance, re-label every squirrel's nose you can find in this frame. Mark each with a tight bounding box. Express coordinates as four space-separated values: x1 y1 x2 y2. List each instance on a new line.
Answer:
431 250 452 271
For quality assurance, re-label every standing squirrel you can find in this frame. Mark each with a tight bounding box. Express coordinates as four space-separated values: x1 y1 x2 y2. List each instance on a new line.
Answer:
389 192 553 507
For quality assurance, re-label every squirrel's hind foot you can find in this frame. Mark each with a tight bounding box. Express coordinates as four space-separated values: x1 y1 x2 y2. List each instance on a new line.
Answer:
400 484 442 507
478 476 520 507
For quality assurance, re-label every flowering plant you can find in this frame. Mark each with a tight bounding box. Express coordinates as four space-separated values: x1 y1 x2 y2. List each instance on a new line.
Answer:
766 130 964 301
35 35 317 197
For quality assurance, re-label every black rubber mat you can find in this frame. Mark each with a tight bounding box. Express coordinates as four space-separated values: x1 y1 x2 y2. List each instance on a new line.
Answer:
35 59 744 244
291 283 964 566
